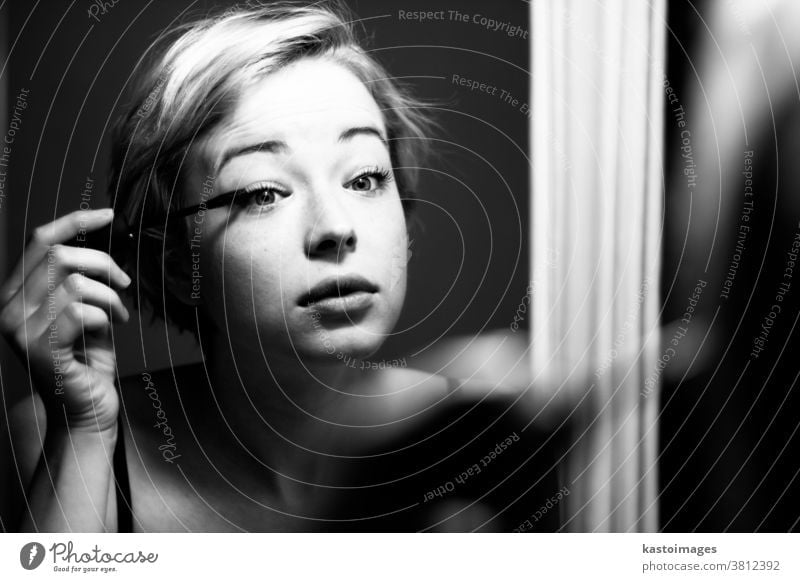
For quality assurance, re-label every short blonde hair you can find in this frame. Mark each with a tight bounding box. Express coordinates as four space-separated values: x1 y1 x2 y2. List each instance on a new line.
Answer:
109 1 433 335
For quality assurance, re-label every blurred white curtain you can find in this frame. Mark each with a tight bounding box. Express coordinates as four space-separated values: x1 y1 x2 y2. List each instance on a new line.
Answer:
531 0 666 531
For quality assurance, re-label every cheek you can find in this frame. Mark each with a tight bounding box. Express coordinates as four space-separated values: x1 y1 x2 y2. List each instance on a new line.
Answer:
363 195 406 246
202 225 292 322
367 207 409 302
389 229 409 282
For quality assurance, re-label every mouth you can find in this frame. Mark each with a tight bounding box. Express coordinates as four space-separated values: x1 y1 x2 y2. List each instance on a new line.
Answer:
299 274 379 315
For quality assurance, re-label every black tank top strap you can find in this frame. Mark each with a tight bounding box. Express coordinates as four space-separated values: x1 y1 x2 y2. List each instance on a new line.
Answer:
113 420 133 532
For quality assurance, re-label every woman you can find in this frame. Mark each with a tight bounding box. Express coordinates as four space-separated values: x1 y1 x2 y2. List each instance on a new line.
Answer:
0 2 556 532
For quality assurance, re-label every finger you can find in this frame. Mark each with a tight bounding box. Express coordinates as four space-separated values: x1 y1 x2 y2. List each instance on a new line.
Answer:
47 245 130 289
2 245 131 323
24 274 129 338
43 302 111 351
0 209 114 303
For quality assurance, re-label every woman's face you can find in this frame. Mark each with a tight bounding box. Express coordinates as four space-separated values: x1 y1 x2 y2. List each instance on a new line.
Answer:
183 57 408 362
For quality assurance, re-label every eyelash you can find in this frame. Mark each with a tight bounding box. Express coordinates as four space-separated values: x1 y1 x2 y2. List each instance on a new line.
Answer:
237 166 394 212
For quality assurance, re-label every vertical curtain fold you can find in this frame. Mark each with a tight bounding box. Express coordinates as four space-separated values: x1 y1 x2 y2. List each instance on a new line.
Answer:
531 0 665 532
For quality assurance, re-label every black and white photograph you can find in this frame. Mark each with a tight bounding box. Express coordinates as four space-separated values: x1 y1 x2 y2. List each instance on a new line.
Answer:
1 0 799 578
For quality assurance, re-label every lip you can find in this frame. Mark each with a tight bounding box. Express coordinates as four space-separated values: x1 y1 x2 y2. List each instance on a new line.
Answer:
299 274 379 315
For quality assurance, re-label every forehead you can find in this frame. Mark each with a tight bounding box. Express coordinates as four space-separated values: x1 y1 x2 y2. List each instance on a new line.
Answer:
211 57 385 152
246 56 380 115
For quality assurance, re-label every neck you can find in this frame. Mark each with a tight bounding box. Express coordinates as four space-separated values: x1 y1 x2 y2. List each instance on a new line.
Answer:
201 333 371 479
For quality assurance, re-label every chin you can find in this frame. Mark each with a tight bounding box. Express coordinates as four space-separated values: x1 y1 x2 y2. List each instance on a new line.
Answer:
292 321 387 362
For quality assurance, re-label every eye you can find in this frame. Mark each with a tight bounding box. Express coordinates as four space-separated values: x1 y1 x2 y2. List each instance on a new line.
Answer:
345 167 393 194
250 188 278 206
350 175 378 192
237 182 289 209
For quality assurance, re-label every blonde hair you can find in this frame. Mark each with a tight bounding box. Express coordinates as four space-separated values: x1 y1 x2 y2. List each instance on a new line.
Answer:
109 1 433 335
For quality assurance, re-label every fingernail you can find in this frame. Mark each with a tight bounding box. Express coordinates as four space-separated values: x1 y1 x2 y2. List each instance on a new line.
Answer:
122 272 132 286
99 208 114 218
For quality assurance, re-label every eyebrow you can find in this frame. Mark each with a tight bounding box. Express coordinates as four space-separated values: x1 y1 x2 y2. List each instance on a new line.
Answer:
338 126 387 146
215 125 388 175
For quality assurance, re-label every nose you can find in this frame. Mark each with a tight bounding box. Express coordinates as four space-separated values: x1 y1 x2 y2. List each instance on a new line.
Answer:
305 190 357 260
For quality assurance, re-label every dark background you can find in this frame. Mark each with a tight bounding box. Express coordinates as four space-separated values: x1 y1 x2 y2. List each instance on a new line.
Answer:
661 0 800 531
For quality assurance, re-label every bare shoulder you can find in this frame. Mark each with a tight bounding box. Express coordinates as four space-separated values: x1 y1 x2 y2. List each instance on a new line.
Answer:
377 365 517 402
117 364 209 531
344 365 516 434
118 364 195 461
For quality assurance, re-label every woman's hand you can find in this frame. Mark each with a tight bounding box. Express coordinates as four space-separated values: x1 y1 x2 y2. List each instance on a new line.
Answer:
0 209 131 433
